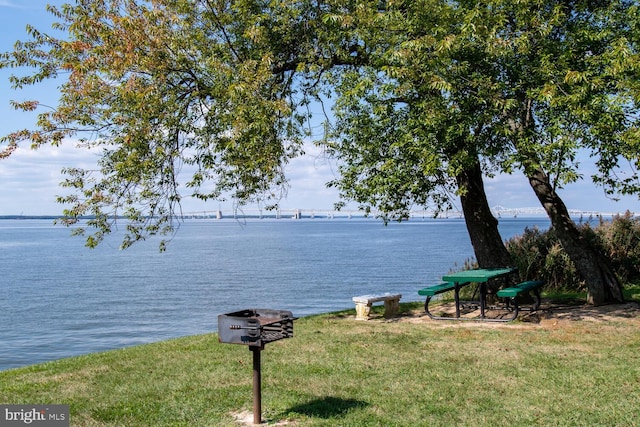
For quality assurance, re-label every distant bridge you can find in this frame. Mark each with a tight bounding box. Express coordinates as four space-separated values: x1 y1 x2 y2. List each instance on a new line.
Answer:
489 206 635 219
179 206 636 220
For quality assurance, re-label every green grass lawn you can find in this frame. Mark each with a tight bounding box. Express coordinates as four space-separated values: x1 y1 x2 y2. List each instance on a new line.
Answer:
1 299 639 426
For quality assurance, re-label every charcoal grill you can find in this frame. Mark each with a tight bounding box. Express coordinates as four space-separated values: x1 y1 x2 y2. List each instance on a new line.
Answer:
218 309 297 425
218 308 295 347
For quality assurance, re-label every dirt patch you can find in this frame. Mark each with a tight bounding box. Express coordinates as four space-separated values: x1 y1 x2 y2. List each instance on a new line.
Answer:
540 300 640 321
393 299 640 328
231 410 295 426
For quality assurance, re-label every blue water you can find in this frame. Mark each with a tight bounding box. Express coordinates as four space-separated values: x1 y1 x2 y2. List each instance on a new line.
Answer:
0 217 550 371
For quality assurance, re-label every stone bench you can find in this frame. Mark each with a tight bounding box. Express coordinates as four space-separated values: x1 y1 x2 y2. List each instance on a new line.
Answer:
352 293 402 320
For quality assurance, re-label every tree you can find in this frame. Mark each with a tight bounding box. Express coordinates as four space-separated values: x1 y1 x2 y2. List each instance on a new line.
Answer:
322 1 514 270
1 0 320 249
320 1 638 304
467 0 634 304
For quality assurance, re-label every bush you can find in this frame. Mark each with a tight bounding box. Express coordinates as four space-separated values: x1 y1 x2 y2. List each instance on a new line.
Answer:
506 226 582 291
505 211 640 291
595 211 640 283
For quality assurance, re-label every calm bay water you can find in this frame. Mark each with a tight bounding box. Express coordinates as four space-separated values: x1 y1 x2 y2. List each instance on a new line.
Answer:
0 217 550 371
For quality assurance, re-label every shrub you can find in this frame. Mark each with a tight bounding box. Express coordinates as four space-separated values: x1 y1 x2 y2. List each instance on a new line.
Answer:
505 211 640 291
593 211 640 283
506 226 582 291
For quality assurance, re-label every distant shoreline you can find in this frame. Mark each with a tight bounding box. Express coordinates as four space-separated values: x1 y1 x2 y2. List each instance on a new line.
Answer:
0 215 63 220
0 214 548 221
0 212 628 221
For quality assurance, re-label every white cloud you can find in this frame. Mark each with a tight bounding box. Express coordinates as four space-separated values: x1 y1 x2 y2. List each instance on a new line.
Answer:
281 143 343 209
0 139 344 215
0 142 98 215
485 160 640 215
485 173 540 209
2 139 638 216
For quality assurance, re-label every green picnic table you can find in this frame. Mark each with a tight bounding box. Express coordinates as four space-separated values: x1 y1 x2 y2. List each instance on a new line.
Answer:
420 268 516 321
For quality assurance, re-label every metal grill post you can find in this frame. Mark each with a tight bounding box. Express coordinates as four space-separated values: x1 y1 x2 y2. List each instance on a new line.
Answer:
251 346 262 425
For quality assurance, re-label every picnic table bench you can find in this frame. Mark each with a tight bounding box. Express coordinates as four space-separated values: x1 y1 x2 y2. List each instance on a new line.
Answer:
418 282 472 320
496 280 544 320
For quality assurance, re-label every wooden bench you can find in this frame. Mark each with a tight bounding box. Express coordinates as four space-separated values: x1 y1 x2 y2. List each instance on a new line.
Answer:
496 280 544 320
352 293 401 320
418 282 472 320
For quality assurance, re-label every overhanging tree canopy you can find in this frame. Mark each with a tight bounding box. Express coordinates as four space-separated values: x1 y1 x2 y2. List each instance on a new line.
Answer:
2 0 327 248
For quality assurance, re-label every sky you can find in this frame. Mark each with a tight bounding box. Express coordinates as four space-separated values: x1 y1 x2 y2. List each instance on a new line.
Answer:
1 1 639 217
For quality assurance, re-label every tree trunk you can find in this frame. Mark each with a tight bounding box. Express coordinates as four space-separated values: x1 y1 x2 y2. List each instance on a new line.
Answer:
527 167 624 305
456 160 512 270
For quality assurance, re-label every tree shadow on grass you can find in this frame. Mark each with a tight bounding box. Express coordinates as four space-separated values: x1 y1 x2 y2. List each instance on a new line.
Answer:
285 396 369 419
